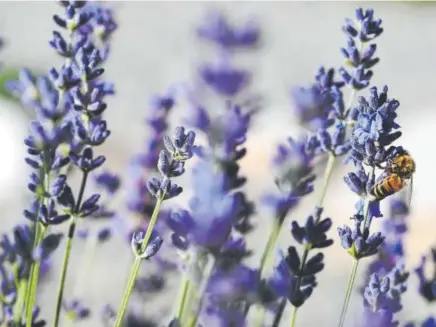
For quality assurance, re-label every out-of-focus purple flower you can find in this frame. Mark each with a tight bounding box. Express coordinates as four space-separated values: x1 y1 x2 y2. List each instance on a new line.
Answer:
6 69 42 108
290 65 347 141
202 264 262 326
135 92 176 170
168 160 238 250
197 12 260 49
208 264 260 304
0 225 53 327
125 160 157 217
33 233 64 262
272 135 316 197
364 199 409 287
199 63 249 97
414 248 436 303
63 299 91 321
93 170 121 195
216 236 252 271
291 84 336 130
192 103 255 235
361 263 408 327
405 318 436 327
262 136 316 227
101 304 158 327
134 274 165 294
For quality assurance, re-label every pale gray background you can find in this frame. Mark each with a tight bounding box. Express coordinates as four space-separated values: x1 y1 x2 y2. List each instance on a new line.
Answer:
0 1 435 326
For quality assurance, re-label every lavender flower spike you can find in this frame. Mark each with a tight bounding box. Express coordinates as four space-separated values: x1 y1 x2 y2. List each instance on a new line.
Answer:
339 8 383 90
337 219 385 260
113 126 196 327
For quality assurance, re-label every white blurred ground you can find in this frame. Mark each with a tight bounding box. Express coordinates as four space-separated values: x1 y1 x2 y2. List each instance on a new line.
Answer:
0 2 435 326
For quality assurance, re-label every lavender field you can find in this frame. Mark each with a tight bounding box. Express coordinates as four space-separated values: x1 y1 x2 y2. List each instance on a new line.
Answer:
0 2 435 327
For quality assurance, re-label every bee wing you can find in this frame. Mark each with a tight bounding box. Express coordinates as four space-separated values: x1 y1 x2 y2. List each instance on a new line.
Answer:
407 175 413 208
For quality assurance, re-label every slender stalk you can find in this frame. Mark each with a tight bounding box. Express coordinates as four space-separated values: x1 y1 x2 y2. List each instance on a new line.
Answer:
281 153 335 326
271 298 287 327
178 252 205 327
290 306 297 327
53 171 89 327
23 224 38 325
25 224 47 327
13 264 27 323
64 233 98 327
337 259 359 327
252 220 282 326
23 197 43 324
185 257 216 327
73 233 99 297
316 152 336 207
258 153 335 327
337 198 371 327
259 221 281 274
174 273 191 323
113 196 164 327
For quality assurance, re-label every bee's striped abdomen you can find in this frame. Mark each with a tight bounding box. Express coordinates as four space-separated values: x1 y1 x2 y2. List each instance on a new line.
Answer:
370 174 404 201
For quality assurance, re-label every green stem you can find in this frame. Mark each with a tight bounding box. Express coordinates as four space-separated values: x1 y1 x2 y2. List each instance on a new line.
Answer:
337 259 359 327
174 273 191 323
53 217 77 327
74 233 99 296
290 306 297 327
13 265 27 323
256 153 336 327
284 153 335 326
251 220 282 325
337 197 371 327
23 200 42 324
113 196 164 327
316 152 336 207
271 298 287 327
259 221 281 274
53 171 89 327
64 233 98 327
185 257 216 327
254 303 266 327
25 224 47 327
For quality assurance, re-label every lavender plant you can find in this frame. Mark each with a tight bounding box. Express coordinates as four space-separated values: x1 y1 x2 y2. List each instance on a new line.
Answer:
5 1 116 326
0 3 434 327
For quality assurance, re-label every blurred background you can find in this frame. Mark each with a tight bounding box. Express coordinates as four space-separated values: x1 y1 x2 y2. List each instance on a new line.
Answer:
0 1 435 326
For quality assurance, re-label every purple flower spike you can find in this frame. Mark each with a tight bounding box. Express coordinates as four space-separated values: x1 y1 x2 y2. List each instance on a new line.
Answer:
340 8 383 89
337 219 385 260
291 207 333 249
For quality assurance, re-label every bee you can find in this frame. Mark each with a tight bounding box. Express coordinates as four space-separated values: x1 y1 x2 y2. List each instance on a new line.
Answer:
370 148 416 204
